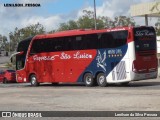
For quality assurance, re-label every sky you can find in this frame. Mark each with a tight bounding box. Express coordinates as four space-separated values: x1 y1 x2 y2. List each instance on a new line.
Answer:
0 0 158 37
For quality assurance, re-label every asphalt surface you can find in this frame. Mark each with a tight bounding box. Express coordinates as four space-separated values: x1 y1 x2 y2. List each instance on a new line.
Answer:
0 55 160 120
0 56 9 64
0 78 160 119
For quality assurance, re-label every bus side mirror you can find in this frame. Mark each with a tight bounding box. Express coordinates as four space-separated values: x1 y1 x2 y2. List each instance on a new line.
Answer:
10 51 24 63
18 51 24 55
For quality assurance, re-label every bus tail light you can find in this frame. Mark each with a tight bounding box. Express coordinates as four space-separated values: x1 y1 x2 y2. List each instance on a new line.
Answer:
132 61 138 73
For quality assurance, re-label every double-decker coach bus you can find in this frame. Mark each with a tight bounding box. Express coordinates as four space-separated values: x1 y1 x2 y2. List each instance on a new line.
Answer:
15 26 157 87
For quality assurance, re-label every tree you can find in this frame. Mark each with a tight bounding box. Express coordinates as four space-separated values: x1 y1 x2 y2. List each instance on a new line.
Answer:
77 10 95 29
58 10 135 31
58 10 106 31
58 20 78 31
77 10 106 29
0 35 8 51
9 23 45 51
48 30 56 34
113 16 135 27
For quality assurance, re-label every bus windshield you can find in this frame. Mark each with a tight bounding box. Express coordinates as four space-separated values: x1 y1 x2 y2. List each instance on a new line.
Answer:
134 27 156 51
16 37 33 70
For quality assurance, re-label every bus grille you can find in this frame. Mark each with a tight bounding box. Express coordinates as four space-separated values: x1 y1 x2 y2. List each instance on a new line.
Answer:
116 61 126 80
111 61 126 80
138 50 156 56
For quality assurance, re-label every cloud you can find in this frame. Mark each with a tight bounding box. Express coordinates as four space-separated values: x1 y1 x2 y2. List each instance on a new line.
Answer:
0 0 157 37
0 0 59 36
78 0 154 18
77 0 155 26
0 13 63 36
21 15 63 31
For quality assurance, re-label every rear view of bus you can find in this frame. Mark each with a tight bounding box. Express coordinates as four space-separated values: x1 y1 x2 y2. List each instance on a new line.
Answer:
132 26 158 80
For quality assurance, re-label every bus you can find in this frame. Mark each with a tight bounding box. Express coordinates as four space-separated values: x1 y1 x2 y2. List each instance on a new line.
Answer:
14 26 158 87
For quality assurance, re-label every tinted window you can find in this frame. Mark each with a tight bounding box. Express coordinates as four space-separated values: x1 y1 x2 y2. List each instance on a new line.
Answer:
30 30 128 54
99 30 128 48
30 38 63 54
134 27 156 51
17 37 32 53
16 37 33 70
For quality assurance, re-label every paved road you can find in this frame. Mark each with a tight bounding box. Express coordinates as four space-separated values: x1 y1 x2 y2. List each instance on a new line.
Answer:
0 56 9 64
0 78 160 119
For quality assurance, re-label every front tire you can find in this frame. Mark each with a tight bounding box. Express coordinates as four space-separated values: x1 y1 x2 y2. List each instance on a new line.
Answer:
30 74 39 86
97 73 107 87
83 73 95 87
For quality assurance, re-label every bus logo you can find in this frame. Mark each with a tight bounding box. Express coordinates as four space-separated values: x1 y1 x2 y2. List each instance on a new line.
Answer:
97 50 107 71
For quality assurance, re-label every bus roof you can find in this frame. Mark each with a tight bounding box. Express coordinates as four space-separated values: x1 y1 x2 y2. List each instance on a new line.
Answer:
33 26 154 40
19 36 34 44
34 26 132 40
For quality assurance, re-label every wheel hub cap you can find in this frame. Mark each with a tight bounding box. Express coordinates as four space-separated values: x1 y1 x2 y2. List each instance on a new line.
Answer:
86 76 91 84
31 77 36 84
99 76 105 84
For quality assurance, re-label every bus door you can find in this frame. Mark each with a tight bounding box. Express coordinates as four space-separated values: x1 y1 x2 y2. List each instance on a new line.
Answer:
27 55 46 83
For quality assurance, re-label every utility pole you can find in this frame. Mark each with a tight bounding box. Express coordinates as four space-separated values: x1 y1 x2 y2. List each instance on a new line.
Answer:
94 0 97 30
8 34 11 56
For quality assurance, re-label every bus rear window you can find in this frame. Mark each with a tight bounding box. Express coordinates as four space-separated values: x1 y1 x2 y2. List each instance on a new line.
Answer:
134 27 156 51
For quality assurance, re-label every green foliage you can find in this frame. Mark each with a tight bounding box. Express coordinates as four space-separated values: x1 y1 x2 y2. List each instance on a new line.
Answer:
48 30 56 34
9 23 45 51
58 20 78 31
0 35 8 51
1 10 136 52
58 10 135 31
114 16 135 27
77 10 95 29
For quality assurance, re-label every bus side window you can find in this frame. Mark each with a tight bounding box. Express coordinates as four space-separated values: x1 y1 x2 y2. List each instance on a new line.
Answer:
30 41 37 55
53 39 63 52
85 34 99 49
100 33 114 48
30 47 36 55
63 37 71 51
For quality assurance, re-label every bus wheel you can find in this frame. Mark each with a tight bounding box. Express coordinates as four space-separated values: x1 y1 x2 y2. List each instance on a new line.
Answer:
3 78 8 84
97 73 107 87
30 74 39 86
84 73 95 87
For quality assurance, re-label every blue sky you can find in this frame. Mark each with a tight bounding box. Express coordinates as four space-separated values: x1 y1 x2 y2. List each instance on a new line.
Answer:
0 0 156 36
45 0 102 15
1 0 104 16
